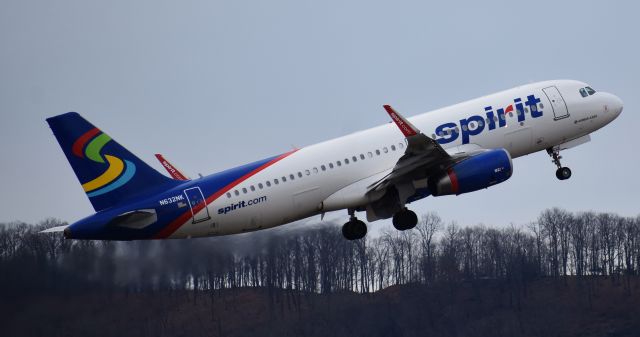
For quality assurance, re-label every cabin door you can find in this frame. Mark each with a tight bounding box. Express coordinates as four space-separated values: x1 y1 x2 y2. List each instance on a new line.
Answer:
542 86 570 120
183 187 211 224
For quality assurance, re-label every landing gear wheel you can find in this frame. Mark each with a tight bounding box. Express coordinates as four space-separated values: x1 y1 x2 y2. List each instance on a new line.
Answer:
547 147 571 181
342 219 367 240
556 167 572 180
392 209 418 231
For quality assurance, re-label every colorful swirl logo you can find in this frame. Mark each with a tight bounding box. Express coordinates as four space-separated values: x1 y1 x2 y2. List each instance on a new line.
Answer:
72 128 136 197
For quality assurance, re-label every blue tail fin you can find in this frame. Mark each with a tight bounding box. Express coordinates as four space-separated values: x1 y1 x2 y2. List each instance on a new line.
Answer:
47 112 181 212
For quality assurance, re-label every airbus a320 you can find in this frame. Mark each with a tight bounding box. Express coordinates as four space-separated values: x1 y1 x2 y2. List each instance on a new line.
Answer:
43 80 623 240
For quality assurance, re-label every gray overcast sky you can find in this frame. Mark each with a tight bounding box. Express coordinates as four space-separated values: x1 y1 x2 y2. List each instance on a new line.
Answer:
1 0 638 229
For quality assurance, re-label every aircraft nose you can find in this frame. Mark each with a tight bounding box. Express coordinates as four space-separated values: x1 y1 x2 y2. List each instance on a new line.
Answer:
612 94 623 116
606 93 623 117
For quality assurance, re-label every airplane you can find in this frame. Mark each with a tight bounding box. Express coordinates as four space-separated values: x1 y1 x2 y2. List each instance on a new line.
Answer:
42 80 623 240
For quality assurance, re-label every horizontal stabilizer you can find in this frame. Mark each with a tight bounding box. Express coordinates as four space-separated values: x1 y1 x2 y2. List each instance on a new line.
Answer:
40 225 69 233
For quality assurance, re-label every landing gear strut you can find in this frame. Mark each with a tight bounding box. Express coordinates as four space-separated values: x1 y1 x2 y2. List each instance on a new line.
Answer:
342 209 367 240
547 147 572 180
392 208 418 231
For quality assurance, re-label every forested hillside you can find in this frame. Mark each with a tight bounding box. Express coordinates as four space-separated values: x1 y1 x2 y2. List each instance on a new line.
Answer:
1 208 639 336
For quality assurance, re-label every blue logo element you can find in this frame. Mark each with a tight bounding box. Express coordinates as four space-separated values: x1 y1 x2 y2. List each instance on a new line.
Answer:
434 94 543 145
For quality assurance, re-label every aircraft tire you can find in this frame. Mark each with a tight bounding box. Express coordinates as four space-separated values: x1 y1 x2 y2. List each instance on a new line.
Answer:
342 220 367 240
392 209 418 231
556 167 572 180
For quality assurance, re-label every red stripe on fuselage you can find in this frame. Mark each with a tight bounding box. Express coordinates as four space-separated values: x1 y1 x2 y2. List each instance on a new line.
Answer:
153 149 298 239
72 128 101 158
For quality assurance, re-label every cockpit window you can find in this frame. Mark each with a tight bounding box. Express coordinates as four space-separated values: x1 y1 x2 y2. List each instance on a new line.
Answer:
585 86 596 95
579 88 588 97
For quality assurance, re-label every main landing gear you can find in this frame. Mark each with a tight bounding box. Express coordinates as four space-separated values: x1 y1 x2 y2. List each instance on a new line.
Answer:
547 147 572 180
342 210 367 241
392 208 418 231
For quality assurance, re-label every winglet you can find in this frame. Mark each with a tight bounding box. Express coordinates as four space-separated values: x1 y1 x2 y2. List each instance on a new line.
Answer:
384 105 420 137
155 154 190 180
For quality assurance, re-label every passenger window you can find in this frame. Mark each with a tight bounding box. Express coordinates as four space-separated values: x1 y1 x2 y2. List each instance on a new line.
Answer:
313 167 318 173
250 185 255 192
462 125 468 131
242 188 247 194
391 145 396 151
398 143 404 149
226 192 232 198
258 183 264 189
266 181 271 187
337 160 342 166
282 176 286 182
329 162 334 169
368 152 373 158
290 174 295 180
383 147 388 153
376 149 381 155
298 172 302 178
345 158 350 164
586 87 596 95
234 190 240 196
360 154 365 160
305 169 311 176
531 105 537 112
352 156 357 162
274 179 279 185
321 165 326 171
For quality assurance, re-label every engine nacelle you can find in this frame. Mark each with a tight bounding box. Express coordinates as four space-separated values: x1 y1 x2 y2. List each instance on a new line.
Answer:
429 148 512 196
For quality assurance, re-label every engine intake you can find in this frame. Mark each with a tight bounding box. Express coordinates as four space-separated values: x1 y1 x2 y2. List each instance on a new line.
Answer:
429 149 512 196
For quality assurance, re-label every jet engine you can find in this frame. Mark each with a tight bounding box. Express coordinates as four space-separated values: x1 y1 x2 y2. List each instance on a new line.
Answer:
428 149 512 196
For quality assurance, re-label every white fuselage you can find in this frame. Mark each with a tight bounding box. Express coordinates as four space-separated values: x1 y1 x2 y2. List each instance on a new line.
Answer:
170 80 623 238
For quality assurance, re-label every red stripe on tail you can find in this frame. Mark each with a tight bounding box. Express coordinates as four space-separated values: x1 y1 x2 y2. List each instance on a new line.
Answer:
72 128 101 158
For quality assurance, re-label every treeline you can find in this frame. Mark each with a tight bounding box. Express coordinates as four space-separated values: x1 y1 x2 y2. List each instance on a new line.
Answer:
1 208 639 297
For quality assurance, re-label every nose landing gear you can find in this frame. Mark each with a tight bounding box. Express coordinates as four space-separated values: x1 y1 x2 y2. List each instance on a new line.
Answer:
547 147 572 180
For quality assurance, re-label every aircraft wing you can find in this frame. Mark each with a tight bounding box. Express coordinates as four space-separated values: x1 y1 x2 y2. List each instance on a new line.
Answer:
367 105 473 193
